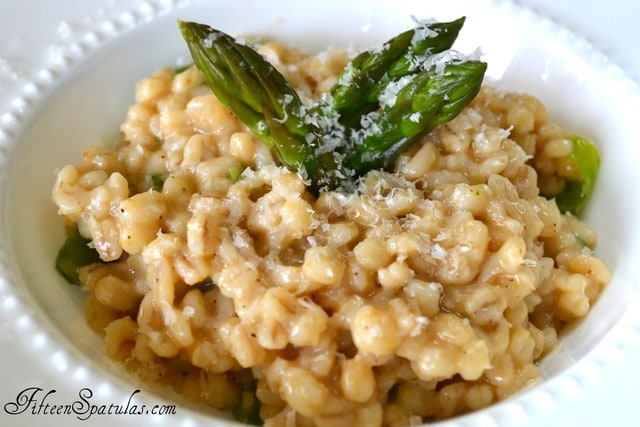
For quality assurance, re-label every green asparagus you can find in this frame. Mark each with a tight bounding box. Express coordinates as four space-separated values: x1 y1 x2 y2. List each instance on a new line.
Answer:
151 173 166 191
55 227 102 285
330 17 466 121
179 19 486 192
53 20 604 290
343 60 487 174
554 135 600 214
228 163 246 182
230 369 261 425
179 21 322 177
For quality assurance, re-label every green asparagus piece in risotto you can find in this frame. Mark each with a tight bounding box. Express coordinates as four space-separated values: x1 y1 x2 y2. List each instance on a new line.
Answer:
553 135 601 214
55 227 102 285
373 18 467 90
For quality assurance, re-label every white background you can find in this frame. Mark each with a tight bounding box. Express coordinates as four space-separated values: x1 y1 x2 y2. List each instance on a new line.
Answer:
0 1 638 426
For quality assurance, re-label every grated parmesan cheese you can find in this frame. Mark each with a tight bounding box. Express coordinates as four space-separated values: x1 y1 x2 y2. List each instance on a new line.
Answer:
431 243 446 260
203 31 222 48
378 75 413 108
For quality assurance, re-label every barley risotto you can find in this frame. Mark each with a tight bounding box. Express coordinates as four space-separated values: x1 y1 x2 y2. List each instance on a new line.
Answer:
51 25 610 426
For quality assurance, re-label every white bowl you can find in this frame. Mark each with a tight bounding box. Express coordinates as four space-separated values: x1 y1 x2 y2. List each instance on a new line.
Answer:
1 1 640 426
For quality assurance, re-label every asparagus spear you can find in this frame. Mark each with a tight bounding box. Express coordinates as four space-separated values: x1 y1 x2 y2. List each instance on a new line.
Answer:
343 59 487 174
324 17 465 128
55 227 102 285
383 17 466 80
329 29 414 117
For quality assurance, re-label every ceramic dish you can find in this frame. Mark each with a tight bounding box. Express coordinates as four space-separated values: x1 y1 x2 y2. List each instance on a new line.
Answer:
1 0 640 426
